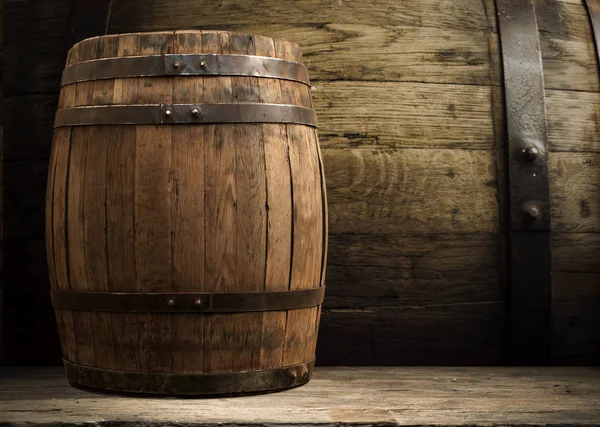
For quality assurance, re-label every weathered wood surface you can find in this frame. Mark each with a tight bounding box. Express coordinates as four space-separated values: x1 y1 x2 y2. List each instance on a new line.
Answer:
549 153 600 233
5 0 598 93
3 0 71 95
0 0 4 363
47 31 326 381
1 367 600 426
317 304 505 365
324 148 499 235
325 234 503 308
4 0 600 366
6 0 597 92
8 82 598 156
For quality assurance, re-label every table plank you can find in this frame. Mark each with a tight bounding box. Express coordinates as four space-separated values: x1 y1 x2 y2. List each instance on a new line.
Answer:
1 367 599 426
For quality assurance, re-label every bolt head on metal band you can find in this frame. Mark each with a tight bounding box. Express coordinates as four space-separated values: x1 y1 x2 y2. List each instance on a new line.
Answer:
525 146 539 160
61 54 310 86
50 287 325 313
54 104 318 128
523 203 540 219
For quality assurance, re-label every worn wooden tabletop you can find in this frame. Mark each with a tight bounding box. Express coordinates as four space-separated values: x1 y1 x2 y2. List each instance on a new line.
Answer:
1 367 599 426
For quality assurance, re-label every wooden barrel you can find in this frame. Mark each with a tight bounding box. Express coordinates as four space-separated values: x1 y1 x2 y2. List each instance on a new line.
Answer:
46 31 327 395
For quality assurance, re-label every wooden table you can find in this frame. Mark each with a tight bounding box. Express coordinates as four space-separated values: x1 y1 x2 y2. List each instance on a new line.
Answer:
1 367 599 426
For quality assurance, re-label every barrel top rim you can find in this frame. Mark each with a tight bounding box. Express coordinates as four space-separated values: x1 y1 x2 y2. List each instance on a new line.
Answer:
68 30 303 59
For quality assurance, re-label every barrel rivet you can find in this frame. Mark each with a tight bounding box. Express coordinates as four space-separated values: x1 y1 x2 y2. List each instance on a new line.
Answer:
199 60 207 68
194 298 202 306
167 299 175 306
165 109 172 117
173 61 181 69
525 146 539 160
524 204 540 219
191 108 199 116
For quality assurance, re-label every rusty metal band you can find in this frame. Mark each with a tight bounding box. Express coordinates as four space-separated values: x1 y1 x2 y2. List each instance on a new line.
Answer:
61 54 310 86
51 287 325 313
64 360 314 396
585 0 600 64
496 0 552 363
54 104 317 128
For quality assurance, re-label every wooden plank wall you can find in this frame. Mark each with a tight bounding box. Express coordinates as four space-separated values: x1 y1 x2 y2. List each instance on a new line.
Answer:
105 0 600 365
2 0 598 365
1 0 4 364
2 0 72 364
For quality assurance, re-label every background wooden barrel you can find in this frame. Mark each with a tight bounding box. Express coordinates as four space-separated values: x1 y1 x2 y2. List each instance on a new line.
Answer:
46 31 326 395
3 0 599 365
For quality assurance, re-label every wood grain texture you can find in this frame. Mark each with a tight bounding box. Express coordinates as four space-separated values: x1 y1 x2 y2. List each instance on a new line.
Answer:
55 310 76 363
50 31 324 373
49 31 325 378
203 32 237 294
230 33 267 371
289 125 323 289
107 0 495 31
3 0 72 95
3 94 58 160
20 0 589 92
169 31 206 374
83 127 108 292
324 148 499 235
537 0 600 92
325 234 503 308
551 234 600 364
45 132 58 291
49 128 71 290
7 0 596 95
552 272 600 364
131 34 175 374
133 127 172 292
547 89 600 153
3 366 600 426
550 152 600 233
317 304 505 366
552 233 600 273
313 81 496 150
4 0 592 368
245 23 499 87
284 124 323 366
106 127 136 291
66 128 88 291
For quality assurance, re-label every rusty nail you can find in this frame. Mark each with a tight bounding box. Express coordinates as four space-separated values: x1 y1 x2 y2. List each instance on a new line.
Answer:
194 298 202 306
167 299 175 306
200 60 207 68
525 146 538 160
173 61 181 69
191 108 199 116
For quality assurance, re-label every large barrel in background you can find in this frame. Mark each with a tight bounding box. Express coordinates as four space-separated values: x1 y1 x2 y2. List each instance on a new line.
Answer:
4 0 599 365
46 31 326 395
